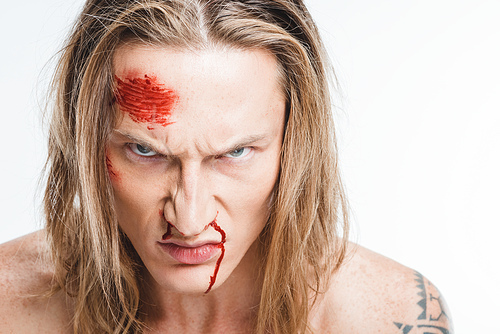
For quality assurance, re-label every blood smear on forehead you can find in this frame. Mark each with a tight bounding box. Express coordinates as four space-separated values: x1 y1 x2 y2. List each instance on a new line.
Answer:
114 74 178 127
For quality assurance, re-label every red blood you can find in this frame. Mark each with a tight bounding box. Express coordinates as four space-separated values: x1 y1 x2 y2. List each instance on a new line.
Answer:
205 212 226 294
160 209 185 239
114 74 177 127
158 209 226 293
162 223 173 240
160 209 173 240
106 156 119 180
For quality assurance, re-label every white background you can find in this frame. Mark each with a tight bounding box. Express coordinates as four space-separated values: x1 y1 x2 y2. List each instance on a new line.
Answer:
1 0 498 332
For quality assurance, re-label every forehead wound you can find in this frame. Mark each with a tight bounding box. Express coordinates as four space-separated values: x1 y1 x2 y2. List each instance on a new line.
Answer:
114 74 178 127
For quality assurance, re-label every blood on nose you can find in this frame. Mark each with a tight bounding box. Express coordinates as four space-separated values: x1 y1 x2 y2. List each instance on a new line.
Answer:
159 209 185 239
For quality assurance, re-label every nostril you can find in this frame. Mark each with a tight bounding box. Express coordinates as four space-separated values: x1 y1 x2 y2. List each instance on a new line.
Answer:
159 209 186 238
159 208 217 237
162 222 173 240
160 209 174 240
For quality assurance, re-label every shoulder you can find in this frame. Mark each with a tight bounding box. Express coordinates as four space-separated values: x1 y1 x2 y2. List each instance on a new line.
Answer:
0 231 72 333
311 243 454 334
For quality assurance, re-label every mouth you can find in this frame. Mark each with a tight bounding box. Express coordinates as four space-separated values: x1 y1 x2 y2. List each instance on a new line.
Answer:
158 241 223 265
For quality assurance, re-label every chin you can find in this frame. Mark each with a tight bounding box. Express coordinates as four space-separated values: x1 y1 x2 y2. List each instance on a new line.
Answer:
144 261 227 295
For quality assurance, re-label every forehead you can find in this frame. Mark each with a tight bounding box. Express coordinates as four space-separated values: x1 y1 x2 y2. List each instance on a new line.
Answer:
113 43 283 93
112 44 286 153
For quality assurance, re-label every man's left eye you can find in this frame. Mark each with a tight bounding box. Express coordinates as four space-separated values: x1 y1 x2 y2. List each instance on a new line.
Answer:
224 147 251 159
130 143 157 157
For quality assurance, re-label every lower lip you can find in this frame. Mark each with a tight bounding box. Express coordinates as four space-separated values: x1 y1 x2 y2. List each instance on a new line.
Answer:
159 243 222 265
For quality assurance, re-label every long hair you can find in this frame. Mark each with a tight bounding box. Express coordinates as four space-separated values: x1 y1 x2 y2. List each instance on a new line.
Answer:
44 0 349 332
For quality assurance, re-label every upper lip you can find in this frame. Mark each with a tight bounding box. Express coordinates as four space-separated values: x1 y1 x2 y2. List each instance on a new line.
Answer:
158 239 222 248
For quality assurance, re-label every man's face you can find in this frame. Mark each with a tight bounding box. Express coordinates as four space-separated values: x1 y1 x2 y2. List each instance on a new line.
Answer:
107 44 286 294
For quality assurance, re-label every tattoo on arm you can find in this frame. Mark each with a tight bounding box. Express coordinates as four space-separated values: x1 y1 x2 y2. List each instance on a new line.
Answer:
393 271 453 334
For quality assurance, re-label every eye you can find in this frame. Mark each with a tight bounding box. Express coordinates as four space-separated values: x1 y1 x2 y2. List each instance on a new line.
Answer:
223 147 251 159
130 143 158 157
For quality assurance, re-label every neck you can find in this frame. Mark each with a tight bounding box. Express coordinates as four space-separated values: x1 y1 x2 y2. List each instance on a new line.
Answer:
141 241 264 333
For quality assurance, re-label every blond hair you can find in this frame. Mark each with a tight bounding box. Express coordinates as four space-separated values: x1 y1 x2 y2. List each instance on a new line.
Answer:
44 0 349 332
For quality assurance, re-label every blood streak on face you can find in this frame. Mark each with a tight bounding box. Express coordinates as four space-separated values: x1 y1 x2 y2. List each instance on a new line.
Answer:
205 212 226 294
106 156 119 180
158 209 226 293
114 74 178 128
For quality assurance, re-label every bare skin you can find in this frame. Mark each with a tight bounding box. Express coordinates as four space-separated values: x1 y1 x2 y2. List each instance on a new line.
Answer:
0 232 73 333
0 47 452 333
0 232 452 333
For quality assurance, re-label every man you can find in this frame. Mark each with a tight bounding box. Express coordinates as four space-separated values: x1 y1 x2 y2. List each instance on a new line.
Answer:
0 0 452 332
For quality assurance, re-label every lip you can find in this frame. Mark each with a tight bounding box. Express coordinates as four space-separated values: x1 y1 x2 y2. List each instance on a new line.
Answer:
158 241 223 265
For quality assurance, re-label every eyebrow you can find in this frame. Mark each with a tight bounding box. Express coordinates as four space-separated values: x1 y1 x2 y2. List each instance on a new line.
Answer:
113 130 269 157
113 130 172 155
215 134 268 156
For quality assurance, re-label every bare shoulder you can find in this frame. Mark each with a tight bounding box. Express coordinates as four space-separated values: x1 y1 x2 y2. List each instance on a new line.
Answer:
0 231 72 333
311 243 453 334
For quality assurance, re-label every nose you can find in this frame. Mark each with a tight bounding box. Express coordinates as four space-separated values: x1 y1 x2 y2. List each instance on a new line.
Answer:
163 162 216 237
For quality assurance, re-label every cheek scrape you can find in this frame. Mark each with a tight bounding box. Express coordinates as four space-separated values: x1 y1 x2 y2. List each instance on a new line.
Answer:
106 156 120 181
114 74 178 128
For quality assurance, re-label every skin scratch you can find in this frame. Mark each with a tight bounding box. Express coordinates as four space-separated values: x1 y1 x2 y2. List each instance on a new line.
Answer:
114 74 178 128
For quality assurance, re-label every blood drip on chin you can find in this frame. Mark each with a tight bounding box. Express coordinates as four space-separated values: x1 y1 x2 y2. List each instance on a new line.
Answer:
205 212 226 294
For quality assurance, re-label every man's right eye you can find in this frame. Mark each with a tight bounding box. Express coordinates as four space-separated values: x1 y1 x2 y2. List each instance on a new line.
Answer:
129 143 158 157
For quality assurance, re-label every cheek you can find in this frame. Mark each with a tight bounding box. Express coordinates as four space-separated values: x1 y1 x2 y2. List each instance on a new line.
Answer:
106 157 164 224
229 161 279 227
254 152 280 201
113 176 159 212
